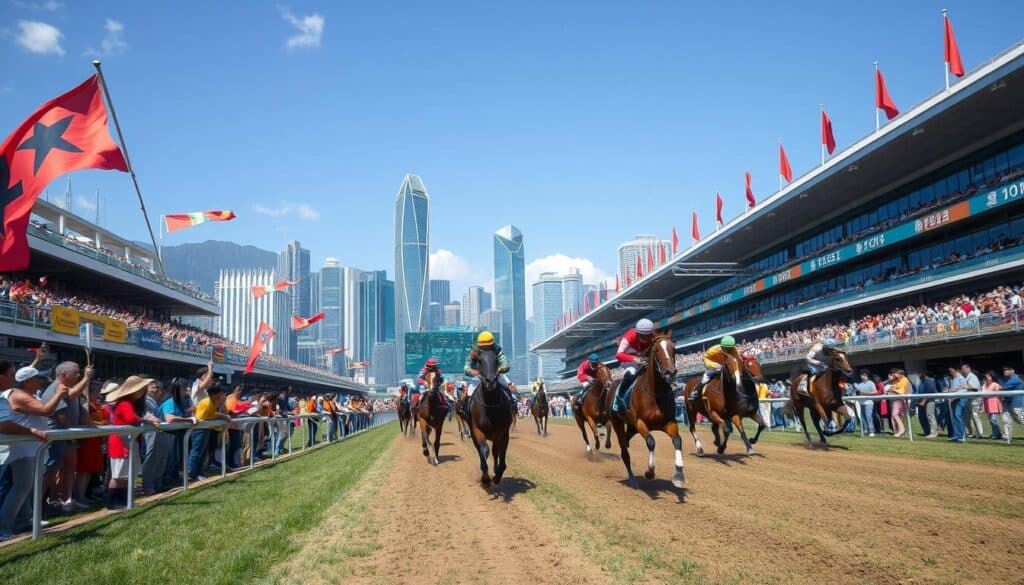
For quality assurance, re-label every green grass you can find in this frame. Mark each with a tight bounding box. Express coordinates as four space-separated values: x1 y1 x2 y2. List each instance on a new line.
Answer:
0 424 396 585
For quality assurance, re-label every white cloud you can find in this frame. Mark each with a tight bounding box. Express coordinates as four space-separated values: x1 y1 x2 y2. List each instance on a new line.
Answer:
15 20 64 55
278 5 324 50
11 1 64 11
251 201 320 220
74 195 97 213
524 254 611 317
429 249 473 282
85 18 127 57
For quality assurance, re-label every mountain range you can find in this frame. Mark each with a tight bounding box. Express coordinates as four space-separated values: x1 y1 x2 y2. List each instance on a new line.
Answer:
158 240 277 294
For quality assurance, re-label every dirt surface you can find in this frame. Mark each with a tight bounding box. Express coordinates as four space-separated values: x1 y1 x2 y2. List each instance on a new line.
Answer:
279 421 1024 584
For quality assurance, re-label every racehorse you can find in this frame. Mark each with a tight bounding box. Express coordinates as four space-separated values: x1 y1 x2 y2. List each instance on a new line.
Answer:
574 361 615 453
416 370 448 465
530 381 549 436
684 353 767 456
397 395 413 436
790 349 854 448
454 386 471 440
610 333 685 489
468 348 514 486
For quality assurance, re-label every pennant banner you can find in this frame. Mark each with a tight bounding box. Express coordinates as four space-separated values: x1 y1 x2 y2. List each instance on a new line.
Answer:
291 312 326 331
164 210 236 233
244 321 276 374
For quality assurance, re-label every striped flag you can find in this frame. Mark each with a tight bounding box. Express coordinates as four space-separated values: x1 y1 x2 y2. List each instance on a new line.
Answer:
164 210 236 233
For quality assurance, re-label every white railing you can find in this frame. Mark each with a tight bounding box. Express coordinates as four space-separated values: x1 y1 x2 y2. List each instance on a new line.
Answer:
0 411 396 540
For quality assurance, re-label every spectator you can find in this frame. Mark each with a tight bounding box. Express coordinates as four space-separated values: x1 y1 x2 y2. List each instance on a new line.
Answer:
189 360 215 411
41 360 93 513
999 366 1024 445
188 385 230 482
274 387 295 455
304 394 319 447
321 394 338 441
106 376 159 509
0 367 64 540
161 378 191 489
142 380 186 496
853 370 877 437
887 369 910 438
946 367 967 443
961 364 984 439
73 381 106 506
916 371 939 438
981 371 1004 440
225 386 256 468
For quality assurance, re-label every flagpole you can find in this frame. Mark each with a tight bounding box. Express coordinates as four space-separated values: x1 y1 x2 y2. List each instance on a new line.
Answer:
820 104 826 165
874 62 881 132
942 9 950 91
778 138 783 191
92 60 166 277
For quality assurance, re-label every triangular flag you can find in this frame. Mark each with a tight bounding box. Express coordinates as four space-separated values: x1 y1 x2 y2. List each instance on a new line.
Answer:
821 109 836 155
671 227 679 255
716 192 724 226
691 210 700 241
944 13 965 78
779 144 793 183
745 172 756 208
875 67 899 120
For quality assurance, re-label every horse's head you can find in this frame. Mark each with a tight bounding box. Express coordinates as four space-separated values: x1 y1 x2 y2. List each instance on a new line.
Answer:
723 353 743 389
423 369 441 392
536 381 545 396
741 353 763 382
649 333 677 386
828 349 853 376
477 348 500 388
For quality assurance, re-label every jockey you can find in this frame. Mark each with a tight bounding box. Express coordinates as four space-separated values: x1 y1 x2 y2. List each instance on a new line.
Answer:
800 338 839 393
611 318 656 414
398 383 410 403
528 378 544 409
574 353 601 408
464 331 512 398
691 336 741 400
418 358 449 408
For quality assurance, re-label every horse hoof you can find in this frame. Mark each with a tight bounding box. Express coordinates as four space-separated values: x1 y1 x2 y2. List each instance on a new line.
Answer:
746 448 758 456
672 475 684 488
492 476 502 486
422 449 429 457
585 445 592 453
628 478 639 489
643 470 655 480
432 458 439 466
480 475 492 487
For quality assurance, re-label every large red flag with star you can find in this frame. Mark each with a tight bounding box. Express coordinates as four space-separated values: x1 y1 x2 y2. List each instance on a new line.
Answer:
244 322 276 374
1 76 128 271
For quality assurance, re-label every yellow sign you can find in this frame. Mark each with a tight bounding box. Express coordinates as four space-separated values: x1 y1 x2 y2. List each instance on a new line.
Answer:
102 317 127 343
50 306 80 336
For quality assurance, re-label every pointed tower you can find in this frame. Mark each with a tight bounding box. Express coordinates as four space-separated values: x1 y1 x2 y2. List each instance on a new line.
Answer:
394 173 430 372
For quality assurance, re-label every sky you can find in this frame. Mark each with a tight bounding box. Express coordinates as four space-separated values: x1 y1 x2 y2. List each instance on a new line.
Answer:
3 0 1023 318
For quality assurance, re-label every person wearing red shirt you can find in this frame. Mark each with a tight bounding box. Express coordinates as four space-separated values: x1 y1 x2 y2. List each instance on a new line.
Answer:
574 353 602 409
417 358 448 409
612 319 655 414
105 376 160 509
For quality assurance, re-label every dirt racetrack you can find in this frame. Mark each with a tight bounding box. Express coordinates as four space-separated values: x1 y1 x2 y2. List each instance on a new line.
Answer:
295 419 1024 584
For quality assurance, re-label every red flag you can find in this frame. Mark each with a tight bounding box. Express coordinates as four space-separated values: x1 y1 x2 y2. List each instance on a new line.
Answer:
164 210 236 233
875 67 899 120
274 280 297 291
716 192 724 225
244 322 276 374
251 285 270 300
944 13 964 78
615 273 621 293
821 110 836 155
646 246 654 274
0 76 128 271
659 241 667 265
635 255 643 280
584 295 591 313
691 210 700 241
779 144 792 183
671 227 679 255
745 172 755 208
593 288 599 309
291 312 326 330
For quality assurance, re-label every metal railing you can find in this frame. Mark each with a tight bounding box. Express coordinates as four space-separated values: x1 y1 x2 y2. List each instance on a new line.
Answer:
0 410 396 540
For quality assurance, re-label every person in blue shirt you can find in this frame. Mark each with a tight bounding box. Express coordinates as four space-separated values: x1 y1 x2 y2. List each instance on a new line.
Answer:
999 366 1024 445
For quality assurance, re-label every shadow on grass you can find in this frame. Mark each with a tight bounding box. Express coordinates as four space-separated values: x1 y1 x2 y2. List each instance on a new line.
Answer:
487 476 537 503
616 477 687 504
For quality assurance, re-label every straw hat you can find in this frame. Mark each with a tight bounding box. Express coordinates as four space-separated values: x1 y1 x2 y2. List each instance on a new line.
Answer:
105 375 154 403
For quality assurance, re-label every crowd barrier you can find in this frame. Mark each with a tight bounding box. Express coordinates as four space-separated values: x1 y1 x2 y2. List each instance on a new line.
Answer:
0 410 397 540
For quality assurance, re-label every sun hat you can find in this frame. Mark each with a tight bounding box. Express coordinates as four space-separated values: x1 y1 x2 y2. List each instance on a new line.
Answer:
105 376 154 403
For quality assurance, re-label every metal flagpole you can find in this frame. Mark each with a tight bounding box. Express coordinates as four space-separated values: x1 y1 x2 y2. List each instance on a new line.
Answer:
942 9 950 91
820 104 826 165
874 62 881 132
778 139 783 191
92 60 166 277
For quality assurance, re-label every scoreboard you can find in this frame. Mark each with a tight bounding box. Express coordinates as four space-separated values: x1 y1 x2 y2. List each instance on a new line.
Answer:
404 331 500 376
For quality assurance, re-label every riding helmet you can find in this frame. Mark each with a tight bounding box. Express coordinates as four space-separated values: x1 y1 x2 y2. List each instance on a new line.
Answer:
721 335 736 348
589 353 600 363
636 319 654 334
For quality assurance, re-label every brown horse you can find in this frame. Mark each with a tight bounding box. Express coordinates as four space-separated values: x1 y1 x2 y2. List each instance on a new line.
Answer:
574 362 615 453
454 386 471 440
468 348 514 486
684 354 767 456
397 394 413 436
530 381 549 436
790 349 854 448
610 333 685 489
416 371 448 465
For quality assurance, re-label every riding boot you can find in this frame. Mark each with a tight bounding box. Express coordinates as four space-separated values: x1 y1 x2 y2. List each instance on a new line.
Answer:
612 372 635 415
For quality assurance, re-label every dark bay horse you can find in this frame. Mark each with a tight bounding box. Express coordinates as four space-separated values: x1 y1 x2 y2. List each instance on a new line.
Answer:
397 394 413 436
574 362 615 453
468 348 513 486
416 371 448 465
684 354 767 456
453 386 470 440
610 333 685 489
530 381 549 436
790 349 854 448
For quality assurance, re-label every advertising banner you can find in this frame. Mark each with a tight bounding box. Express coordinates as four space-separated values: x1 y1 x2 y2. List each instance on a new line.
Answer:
137 328 163 350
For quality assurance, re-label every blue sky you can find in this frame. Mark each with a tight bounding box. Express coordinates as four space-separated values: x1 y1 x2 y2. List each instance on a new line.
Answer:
3 0 1023 314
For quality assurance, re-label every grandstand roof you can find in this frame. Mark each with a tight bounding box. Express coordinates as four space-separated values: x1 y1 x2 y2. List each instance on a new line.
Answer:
535 40 1024 352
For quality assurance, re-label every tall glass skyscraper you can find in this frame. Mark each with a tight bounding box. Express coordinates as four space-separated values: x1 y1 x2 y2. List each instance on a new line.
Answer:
531 269 582 379
429 279 451 305
494 225 527 384
394 174 430 363
319 258 343 351
276 240 310 360
358 270 396 362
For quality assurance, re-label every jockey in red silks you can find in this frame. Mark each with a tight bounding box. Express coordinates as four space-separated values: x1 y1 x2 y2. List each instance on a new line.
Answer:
611 318 655 414
417 358 449 408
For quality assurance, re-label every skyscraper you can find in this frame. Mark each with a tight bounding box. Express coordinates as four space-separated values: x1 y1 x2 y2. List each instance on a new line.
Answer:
479 309 503 336
444 302 461 327
370 341 400 387
460 286 492 329
429 279 451 306
427 302 444 332
358 270 395 362
394 174 430 361
319 258 343 351
494 225 527 384
617 234 671 285
277 240 310 359
342 266 364 363
216 269 290 358
531 269 582 379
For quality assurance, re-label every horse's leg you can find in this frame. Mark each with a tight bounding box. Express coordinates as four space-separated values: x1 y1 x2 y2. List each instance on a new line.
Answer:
420 420 430 459
543 413 548 436
708 410 729 454
612 420 637 488
637 419 656 481
748 411 768 445
809 409 829 448
432 421 442 465
575 411 592 453
585 416 601 452
687 403 705 456
794 400 814 447
534 413 541 435
471 427 491 486
732 414 755 456
664 420 685 487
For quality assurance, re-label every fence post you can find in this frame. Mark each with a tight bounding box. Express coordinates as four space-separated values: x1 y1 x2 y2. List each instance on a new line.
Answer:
127 433 138 509
220 427 227 477
904 400 914 442
32 440 50 539
249 423 256 470
182 429 193 491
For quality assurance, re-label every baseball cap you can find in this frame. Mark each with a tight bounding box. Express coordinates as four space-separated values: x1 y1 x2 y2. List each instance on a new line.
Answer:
14 366 50 383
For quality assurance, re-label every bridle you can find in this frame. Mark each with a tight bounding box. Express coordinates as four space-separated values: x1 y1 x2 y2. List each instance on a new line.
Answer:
636 336 677 398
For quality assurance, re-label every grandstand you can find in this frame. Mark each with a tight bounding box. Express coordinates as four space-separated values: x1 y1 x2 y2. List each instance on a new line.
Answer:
536 40 1024 386
1 203 366 394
